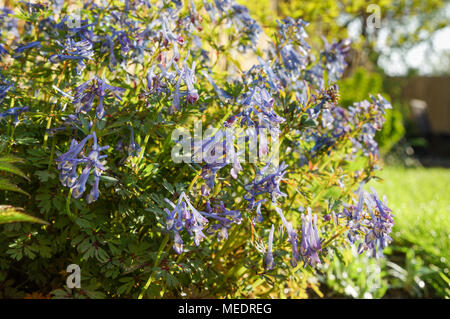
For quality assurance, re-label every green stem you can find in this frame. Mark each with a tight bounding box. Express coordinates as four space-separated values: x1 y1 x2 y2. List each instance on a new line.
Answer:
66 188 75 220
48 137 56 169
321 226 347 249
7 124 15 153
43 102 55 148
138 233 170 299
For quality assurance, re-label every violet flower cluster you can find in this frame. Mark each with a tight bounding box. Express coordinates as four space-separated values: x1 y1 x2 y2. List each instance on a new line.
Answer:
0 0 396 273
0 106 29 126
0 76 29 125
339 187 394 258
55 132 109 203
164 192 241 254
265 206 323 269
296 90 392 166
73 77 125 120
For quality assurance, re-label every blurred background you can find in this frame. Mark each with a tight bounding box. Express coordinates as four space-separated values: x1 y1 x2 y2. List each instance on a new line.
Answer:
240 0 450 298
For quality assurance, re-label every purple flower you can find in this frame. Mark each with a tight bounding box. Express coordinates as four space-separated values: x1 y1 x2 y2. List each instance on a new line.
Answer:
172 55 199 111
49 38 94 75
201 161 227 191
0 106 29 126
73 77 125 119
203 0 219 22
204 201 242 241
360 189 394 258
14 41 41 54
299 208 322 267
344 95 392 157
277 17 310 48
127 126 141 157
340 187 394 258
100 35 117 69
321 37 351 83
205 1 261 51
192 130 237 193
0 8 18 38
275 206 300 267
163 192 240 253
0 78 14 100
232 85 285 135
280 44 308 72
114 30 132 53
244 162 288 206
371 94 392 113
252 199 266 224
304 64 325 90
264 224 275 271
201 70 233 101
145 65 162 94
164 193 208 253
173 231 184 254
159 15 184 62
55 132 109 203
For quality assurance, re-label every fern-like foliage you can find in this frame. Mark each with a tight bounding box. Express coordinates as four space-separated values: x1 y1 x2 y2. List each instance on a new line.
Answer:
0 155 30 196
0 155 47 224
0 205 48 224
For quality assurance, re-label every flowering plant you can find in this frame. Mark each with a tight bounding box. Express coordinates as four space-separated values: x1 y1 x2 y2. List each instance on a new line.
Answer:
0 0 393 298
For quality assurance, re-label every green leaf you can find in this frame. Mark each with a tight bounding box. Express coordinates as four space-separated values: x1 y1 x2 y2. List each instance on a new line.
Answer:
75 218 93 229
0 178 30 196
36 191 52 212
162 179 174 194
163 272 180 288
15 137 39 145
99 175 118 183
0 155 25 164
35 170 56 182
0 206 48 224
0 162 29 180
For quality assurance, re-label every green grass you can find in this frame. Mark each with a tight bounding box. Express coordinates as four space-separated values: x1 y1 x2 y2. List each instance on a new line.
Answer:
369 166 450 297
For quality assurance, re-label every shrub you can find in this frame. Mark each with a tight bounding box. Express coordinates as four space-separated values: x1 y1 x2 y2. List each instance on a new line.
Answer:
339 67 405 155
0 0 394 298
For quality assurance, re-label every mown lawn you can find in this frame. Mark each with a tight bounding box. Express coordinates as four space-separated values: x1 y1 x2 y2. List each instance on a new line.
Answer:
370 166 450 297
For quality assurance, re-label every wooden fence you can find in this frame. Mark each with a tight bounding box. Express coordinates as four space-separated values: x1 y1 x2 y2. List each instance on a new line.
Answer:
399 76 450 135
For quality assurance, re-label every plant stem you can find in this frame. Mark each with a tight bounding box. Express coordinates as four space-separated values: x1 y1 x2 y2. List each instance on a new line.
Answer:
47 137 56 169
66 188 75 220
138 232 170 299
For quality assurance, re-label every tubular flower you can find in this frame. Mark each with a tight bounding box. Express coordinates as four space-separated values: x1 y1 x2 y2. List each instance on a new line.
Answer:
0 77 14 101
164 192 240 254
340 187 394 258
49 38 94 75
203 201 242 241
321 37 351 83
0 106 29 126
299 207 322 267
14 41 41 54
127 126 142 157
244 162 288 206
73 77 125 119
171 55 199 113
264 224 275 271
275 206 300 267
55 132 109 203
